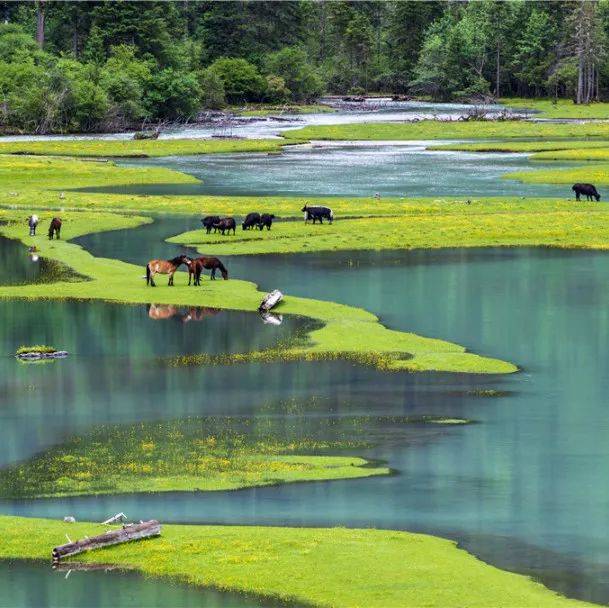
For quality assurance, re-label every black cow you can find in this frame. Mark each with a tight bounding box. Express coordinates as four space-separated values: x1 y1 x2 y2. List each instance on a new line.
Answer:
242 212 261 230
302 204 333 224
258 213 275 230
572 183 601 201
214 217 236 235
201 215 220 234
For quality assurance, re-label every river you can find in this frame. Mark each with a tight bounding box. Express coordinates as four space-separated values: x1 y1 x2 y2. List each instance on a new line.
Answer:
3 101 607 606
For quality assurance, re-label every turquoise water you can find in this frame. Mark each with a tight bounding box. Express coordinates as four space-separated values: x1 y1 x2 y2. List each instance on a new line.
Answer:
69 218 609 604
76 144 577 198
0 560 270 608
0 233 77 286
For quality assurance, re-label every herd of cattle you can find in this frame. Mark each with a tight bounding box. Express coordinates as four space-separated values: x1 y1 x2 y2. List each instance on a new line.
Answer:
201 204 334 236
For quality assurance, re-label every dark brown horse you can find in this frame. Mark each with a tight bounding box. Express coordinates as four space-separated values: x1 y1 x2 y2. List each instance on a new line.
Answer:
48 217 62 239
146 254 191 287
186 256 228 285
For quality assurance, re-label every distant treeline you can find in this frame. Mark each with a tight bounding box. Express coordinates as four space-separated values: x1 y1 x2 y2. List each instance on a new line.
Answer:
0 0 607 133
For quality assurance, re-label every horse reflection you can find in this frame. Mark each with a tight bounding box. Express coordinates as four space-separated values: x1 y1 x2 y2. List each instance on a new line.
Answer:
147 304 221 323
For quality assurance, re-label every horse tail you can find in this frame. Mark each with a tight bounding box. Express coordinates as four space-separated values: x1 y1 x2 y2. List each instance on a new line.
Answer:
146 263 151 286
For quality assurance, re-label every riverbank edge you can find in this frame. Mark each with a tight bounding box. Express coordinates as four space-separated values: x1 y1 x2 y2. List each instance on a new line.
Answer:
0 515 595 608
0 210 514 374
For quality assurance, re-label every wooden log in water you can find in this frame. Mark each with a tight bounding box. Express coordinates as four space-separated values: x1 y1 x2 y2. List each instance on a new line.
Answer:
258 289 283 313
52 520 161 562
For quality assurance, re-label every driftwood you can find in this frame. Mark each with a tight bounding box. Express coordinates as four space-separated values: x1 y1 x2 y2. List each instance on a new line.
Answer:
53 561 131 572
258 289 283 313
259 311 283 325
52 520 161 562
16 350 68 361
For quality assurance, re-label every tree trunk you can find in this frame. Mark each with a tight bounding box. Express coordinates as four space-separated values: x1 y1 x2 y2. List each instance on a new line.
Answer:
36 0 45 48
495 43 500 97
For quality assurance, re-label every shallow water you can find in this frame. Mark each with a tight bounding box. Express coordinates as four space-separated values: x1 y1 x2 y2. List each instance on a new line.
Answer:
0 560 270 608
72 218 609 604
0 233 77 286
0 99 522 142
82 143 573 198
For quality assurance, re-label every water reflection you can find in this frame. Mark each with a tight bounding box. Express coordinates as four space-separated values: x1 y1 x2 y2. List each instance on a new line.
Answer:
0 236 79 285
147 304 221 323
0 560 271 608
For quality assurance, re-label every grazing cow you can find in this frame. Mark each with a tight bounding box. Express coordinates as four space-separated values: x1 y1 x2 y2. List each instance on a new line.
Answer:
214 217 236 235
48 217 62 239
201 215 220 234
27 214 39 236
572 183 601 201
302 204 333 224
258 213 275 230
242 212 261 230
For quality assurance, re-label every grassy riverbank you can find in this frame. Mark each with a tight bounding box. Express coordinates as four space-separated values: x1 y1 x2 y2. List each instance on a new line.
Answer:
0 417 389 498
429 140 609 153
0 138 287 158
0 210 512 374
283 120 609 141
170 198 609 255
506 164 609 185
0 516 592 607
502 97 609 119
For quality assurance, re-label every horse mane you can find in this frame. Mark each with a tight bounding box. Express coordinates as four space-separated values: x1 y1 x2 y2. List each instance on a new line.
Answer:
169 255 188 266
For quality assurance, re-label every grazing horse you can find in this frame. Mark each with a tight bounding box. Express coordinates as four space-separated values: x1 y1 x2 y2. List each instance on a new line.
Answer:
242 212 261 230
572 183 601 201
146 254 191 287
27 214 39 236
186 256 228 285
302 204 333 224
258 213 275 230
214 217 236 235
201 215 220 234
48 217 62 239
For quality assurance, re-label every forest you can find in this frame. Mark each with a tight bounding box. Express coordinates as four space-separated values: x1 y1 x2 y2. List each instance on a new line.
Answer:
0 0 608 133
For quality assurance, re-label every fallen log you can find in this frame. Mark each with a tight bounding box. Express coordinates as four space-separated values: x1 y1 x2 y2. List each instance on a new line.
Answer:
258 289 283 313
52 520 161 562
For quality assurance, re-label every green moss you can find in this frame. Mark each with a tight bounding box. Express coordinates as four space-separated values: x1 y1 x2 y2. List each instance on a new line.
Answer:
283 120 609 141
0 138 287 158
0 516 593 607
15 344 56 355
0 210 513 374
0 417 389 498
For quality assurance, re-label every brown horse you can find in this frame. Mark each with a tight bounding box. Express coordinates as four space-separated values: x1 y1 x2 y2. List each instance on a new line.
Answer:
186 256 228 285
147 304 178 319
48 217 61 239
146 254 191 287
180 307 222 322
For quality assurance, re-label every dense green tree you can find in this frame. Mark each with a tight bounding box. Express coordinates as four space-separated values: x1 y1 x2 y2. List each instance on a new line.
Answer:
199 67 226 109
208 57 266 103
264 47 323 102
